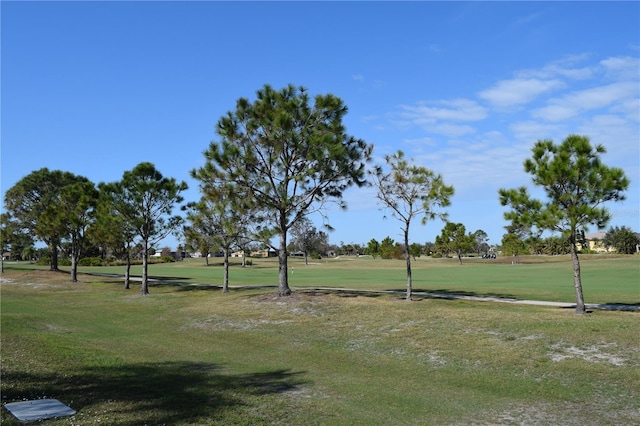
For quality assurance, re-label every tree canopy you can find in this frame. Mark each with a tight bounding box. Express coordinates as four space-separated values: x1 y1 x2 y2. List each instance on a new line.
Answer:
499 135 629 314
604 226 639 254
435 222 473 265
289 216 329 265
4 168 95 274
100 162 187 295
196 84 373 296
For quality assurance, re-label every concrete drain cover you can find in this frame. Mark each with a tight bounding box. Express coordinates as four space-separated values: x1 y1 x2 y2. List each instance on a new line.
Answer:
4 399 76 422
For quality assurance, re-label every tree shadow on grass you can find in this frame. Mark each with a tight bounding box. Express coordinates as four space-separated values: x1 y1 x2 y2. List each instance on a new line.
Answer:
596 302 640 312
408 288 521 301
299 288 383 298
2 361 308 425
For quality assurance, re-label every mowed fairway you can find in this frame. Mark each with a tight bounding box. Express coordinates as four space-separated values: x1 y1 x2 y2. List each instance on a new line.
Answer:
1 256 639 425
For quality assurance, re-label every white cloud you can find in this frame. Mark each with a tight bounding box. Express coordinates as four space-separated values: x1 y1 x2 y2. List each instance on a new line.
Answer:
600 56 640 80
577 114 640 165
402 137 437 148
478 78 565 108
532 81 638 122
398 98 487 123
509 120 564 142
515 54 595 80
531 104 578 122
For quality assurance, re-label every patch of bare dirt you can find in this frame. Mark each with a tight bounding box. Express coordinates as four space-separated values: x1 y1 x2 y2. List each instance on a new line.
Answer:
1 270 80 287
252 291 329 304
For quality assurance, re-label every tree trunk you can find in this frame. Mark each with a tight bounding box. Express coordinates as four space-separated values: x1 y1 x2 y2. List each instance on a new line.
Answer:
70 238 79 282
222 248 229 293
571 242 586 314
278 231 291 296
457 250 463 265
141 240 149 295
70 253 78 282
304 251 309 266
404 226 412 300
50 240 59 271
124 251 131 289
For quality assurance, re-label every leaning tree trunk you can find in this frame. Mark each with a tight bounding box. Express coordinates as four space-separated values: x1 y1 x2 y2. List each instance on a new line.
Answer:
278 231 291 296
570 242 586 314
222 248 230 293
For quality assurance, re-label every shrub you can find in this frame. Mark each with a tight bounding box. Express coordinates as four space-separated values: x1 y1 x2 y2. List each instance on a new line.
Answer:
79 257 104 266
36 257 50 266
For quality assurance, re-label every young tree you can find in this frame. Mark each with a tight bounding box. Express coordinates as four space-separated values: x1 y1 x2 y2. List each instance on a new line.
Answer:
197 84 372 296
183 195 250 293
604 226 640 254
379 236 397 259
435 222 473 265
499 135 629 314
408 243 422 260
373 150 453 299
183 224 215 266
472 229 489 256
100 163 187 295
501 233 526 264
289 216 329 265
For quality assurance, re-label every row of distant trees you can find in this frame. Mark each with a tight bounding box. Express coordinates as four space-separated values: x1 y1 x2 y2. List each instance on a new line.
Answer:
501 226 639 261
2 163 188 294
1 84 632 314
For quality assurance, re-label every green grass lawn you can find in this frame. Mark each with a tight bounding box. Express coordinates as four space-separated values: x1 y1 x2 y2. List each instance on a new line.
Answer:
59 253 640 304
1 256 639 424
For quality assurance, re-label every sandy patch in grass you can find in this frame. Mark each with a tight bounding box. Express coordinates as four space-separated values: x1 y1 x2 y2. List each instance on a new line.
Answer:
186 315 292 331
548 342 627 366
466 401 640 425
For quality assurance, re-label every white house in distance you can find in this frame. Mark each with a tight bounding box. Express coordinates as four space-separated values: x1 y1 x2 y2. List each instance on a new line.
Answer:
579 232 613 253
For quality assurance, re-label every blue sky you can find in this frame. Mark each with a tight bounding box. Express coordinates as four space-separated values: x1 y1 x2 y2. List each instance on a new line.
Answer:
2 1 639 250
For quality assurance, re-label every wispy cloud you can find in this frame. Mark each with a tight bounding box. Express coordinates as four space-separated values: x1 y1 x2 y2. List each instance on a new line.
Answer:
600 56 640 80
509 120 565 142
391 99 486 137
397 99 487 123
478 78 566 108
532 81 638 121
516 54 595 80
